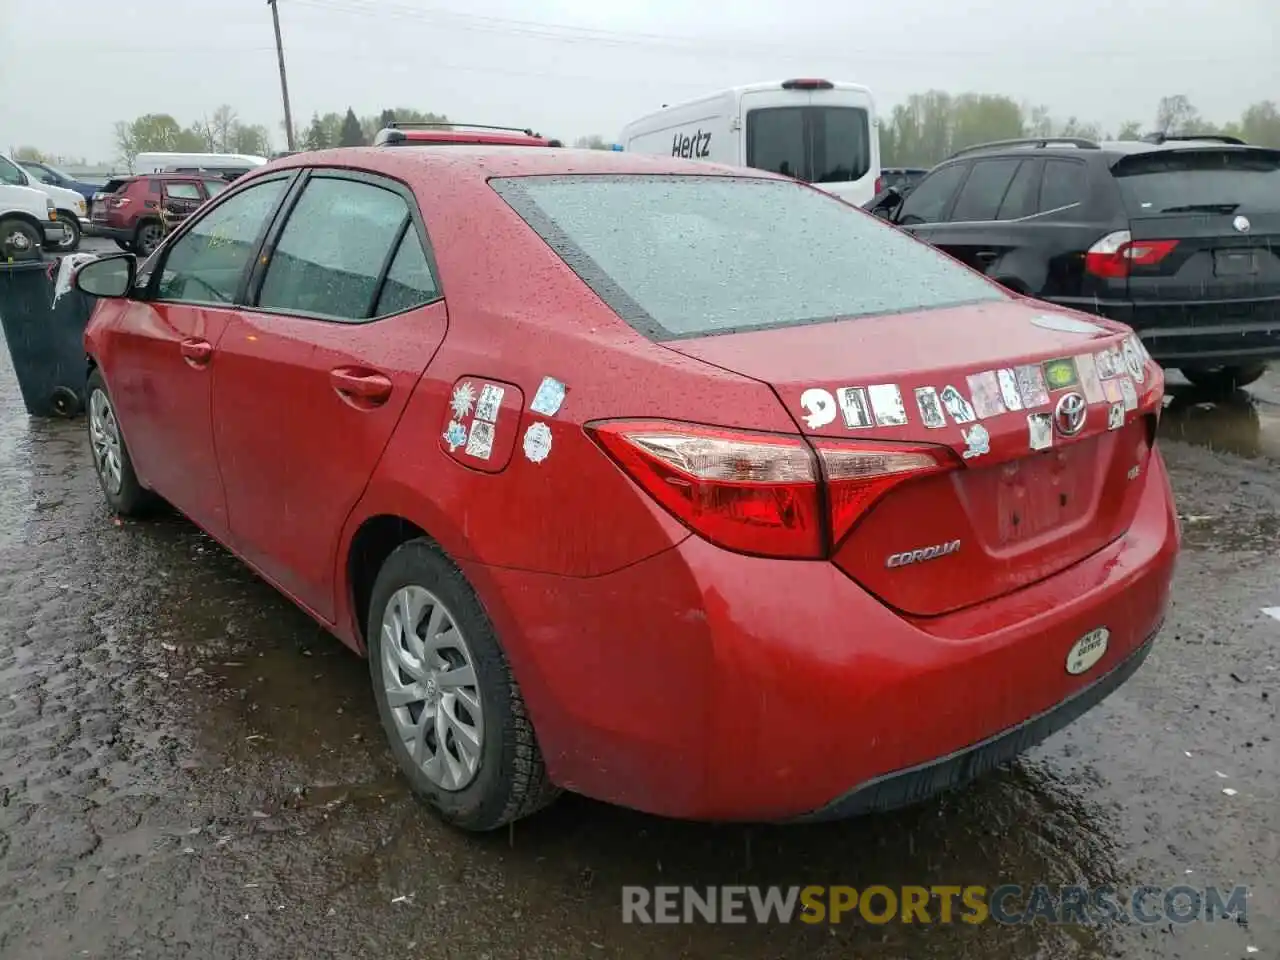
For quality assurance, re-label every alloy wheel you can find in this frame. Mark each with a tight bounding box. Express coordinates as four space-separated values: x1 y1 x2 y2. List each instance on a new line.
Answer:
88 388 124 495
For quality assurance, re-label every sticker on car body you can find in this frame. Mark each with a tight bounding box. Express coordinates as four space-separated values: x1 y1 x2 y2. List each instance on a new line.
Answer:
450 381 477 419
868 384 908 426
914 387 947 428
1075 353 1106 405
1042 358 1079 391
996 369 1023 411
530 377 567 417
474 384 505 423
1118 377 1138 412
799 388 839 429
837 387 874 428
1027 412 1054 451
938 385 977 424
966 371 1007 419
961 424 990 459
1122 338 1146 383
1014 364 1050 408
523 422 552 463
443 420 468 452
1107 402 1125 430
1103 378 1123 404
465 419 496 459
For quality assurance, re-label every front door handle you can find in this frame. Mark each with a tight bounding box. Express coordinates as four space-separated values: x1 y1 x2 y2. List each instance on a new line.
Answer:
330 368 393 406
180 338 213 367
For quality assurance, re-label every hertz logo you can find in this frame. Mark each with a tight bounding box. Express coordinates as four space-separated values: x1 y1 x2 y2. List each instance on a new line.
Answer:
886 540 961 568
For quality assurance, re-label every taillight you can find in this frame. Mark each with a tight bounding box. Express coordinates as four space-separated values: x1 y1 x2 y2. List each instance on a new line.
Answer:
874 176 884 194
586 420 955 559
1085 230 1179 278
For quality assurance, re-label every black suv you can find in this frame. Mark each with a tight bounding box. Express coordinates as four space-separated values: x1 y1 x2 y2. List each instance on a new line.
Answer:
867 135 1280 390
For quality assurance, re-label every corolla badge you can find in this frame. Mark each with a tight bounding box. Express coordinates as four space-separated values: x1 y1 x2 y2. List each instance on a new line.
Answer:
1054 391 1087 436
1233 215 1251 233
886 539 961 568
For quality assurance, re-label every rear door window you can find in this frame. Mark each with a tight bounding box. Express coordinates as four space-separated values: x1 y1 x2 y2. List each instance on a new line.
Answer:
491 174 1007 340
1112 149 1280 214
996 160 1041 220
1038 159 1087 213
256 176 410 321
948 159 1021 222
897 162 968 224
163 181 203 201
746 106 871 183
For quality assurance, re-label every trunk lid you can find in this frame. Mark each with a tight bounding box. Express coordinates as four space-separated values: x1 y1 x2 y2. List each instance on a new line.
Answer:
1113 147 1280 302
664 299 1164 616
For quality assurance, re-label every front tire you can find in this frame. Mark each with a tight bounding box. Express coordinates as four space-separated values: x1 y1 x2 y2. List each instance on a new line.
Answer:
0 217 42 261
367 539 559 831
86 369 156 517
1180 363 1268 392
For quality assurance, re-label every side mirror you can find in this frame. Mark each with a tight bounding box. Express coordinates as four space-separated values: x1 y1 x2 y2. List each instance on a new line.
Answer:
74 254 136 299
863 186 903 221
42 174 58 185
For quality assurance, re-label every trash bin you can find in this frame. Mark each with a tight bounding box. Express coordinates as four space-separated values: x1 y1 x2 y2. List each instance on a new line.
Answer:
0 253 100 418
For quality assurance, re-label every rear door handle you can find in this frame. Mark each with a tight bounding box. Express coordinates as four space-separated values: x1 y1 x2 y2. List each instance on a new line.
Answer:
330 368 393 406
180 338 213 367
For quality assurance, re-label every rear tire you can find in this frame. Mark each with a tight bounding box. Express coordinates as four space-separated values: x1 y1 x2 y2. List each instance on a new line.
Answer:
134 219 163 257
52 212 81 252
0 217 42 261
1180 363 1268 392
367 539 560 831
86 369 157 517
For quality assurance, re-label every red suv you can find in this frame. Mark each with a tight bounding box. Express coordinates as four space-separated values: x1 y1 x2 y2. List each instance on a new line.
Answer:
73 146 1178 832
90 173 229 256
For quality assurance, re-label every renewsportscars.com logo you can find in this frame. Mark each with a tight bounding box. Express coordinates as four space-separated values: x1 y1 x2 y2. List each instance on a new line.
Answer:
622 884 1250 926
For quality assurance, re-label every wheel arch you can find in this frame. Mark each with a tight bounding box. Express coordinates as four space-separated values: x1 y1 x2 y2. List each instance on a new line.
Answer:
0 211 46 244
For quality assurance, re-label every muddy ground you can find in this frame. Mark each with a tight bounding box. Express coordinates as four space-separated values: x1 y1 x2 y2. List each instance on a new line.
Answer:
0 322 1276 959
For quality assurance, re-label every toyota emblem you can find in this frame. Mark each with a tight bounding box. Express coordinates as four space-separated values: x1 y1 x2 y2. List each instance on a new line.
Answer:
1233 215 1251 233
1054 392 1087 437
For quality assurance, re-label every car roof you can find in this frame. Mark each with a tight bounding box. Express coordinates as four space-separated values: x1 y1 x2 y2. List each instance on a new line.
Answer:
945 137 1272 164
261 145 764 182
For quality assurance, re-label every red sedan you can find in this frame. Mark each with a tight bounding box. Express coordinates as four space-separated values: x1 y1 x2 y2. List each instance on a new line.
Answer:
74 145 1179 831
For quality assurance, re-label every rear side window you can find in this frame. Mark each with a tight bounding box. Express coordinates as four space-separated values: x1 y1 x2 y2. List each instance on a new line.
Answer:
374 229 440 315
949 159 1020 222
997 160 1040 220
164 182 202 201
746 106 871 183
257 177 410 321
204 179 229 196
1112 149 1280 214
491 174 1007 339
898 163 968 224
1039 159 1087 213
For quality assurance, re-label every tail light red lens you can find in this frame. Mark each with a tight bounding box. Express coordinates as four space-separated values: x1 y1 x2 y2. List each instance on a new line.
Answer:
874 176 884 195
587 420 956 559
1085 230 1179 278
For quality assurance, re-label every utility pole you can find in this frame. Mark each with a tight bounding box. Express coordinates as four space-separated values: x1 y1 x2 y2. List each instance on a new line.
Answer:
267 0 297 151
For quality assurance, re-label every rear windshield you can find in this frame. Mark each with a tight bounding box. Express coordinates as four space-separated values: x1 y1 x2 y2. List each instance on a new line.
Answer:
746 106 872 184
491 174 1007 339
1113 149 1280 214
101 178 130 194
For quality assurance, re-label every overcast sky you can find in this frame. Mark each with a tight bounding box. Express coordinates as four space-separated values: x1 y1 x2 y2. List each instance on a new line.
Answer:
2 0 1276 163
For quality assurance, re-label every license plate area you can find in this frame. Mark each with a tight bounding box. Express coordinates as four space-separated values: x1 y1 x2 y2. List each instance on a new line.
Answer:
993 446 1093 546
1214 249 1259 277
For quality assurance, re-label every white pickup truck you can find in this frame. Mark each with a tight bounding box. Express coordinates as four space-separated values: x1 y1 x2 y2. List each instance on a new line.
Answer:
0 151 67 260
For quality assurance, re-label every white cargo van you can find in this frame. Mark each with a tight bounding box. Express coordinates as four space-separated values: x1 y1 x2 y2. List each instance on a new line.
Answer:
618 78 881 206
133 152 268 180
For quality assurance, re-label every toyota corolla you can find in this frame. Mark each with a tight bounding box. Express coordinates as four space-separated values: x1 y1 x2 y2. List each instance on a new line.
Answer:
74 145 1179 831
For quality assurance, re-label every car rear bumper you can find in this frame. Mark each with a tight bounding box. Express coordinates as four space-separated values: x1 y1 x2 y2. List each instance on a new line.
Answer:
1052 294 1280 366
462 447 1180 822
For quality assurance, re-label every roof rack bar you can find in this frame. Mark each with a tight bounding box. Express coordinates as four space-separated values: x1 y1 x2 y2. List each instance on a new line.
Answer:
386 121 539 136
1140 132 1246 146
947 136 1100 159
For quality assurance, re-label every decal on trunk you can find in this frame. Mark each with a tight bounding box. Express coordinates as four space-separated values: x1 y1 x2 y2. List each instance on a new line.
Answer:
1122 338 1146 383
997 369 1023 411
1014 365 1051 408
1107 402 1125 431
800 388 839 428
1119 378 1139 412
939 385 977 424
1103 378 1123 404
961 424 990 459
1075 353 1106 405
868 384 908 427
1042 358 1079 391
837 387 873 429
966 371 1007 419
1027 413 1054 451
913 387 947 429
